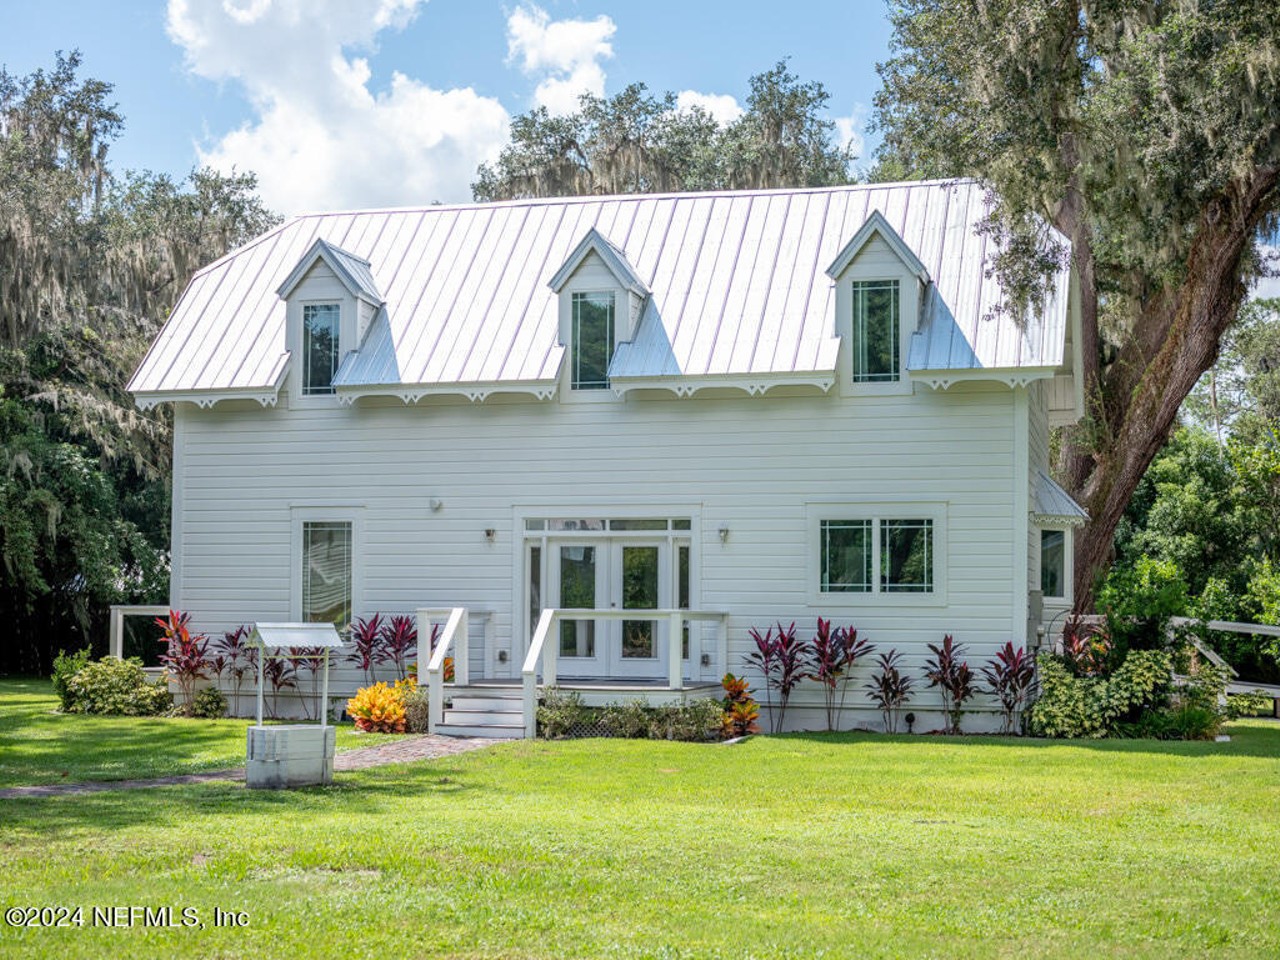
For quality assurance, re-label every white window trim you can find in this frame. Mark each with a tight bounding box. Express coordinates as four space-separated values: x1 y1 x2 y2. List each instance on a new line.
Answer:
289 506 364 628
805 501 948 607
289 295 351 406
557 256 625 404
832 237 920 398
1038 524 1073 606
568 290 617 393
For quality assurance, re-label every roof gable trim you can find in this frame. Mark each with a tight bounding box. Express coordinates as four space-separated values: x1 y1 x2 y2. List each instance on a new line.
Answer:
825 209 930 284
276 238 382 304
548 227 649 296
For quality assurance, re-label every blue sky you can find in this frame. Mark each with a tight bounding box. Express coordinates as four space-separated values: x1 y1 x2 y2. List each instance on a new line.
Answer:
3 0 895 215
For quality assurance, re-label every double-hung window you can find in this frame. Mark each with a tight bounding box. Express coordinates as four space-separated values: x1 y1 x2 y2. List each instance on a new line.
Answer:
302 303 341 395
571 291 615 390
851 280 900 382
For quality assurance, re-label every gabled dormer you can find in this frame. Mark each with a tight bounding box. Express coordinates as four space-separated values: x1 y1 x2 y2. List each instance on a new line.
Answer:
826 210 928 395
277 239 383 399
548 228 648 395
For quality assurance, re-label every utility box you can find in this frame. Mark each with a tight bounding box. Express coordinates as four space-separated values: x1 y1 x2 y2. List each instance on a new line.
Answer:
246 622 345 790
247 724 336 788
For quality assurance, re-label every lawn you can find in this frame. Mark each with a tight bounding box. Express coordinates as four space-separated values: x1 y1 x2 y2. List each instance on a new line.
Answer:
0 682 1278 959
0 679 397 787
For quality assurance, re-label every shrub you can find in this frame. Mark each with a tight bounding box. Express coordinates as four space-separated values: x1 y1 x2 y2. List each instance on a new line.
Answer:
538 687 588 738
1028 649 1172 739
380 614 418 682
720 673 760 739
155 609 213 716
924 635 975 734
65 657 173 716
399 678 430 733
981 642 1035 735
601 699 652 739
346 682 406 733
211 626 253 714
348 614 385 684
191 686 227 719
745 621 807 733
648 699 723 742
866 650 914 733
807 618 875 732
1226 691 1274 719
1061 617 1112 677
51 647 92 711
1096 556 1189 657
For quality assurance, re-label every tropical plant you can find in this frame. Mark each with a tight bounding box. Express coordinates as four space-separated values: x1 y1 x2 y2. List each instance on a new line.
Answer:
63 656 172 716
294 646 329 721
346 682 407 734
745 621 808 734
1028 650 1173 739
720 672 761 739
380 614 417 682
347 614 385 684
155 609 212 716
1060 616 1112 678
211 625 253 714
923 635 975 734
980 642 1036 735
865 650 914 734
262 655 297 720
190 685 227 719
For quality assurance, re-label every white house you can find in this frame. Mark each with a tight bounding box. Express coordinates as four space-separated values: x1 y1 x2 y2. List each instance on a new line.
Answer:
128 179 1087 736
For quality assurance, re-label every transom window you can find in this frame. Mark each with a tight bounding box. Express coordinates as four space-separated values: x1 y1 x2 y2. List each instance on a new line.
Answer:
818 514 935 595
302 521 352 628
572 291 615 389
851 280 900 382
302 303 341 395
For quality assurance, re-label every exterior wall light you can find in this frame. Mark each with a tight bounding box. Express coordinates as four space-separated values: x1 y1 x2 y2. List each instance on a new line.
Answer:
718 526 730 544
484 528 496 542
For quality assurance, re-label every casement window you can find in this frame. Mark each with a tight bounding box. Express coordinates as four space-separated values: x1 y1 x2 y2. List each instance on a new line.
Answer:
813 505 943 602
851 280 900 382
302 303 341 395
301 521 352 628
1040 528 1067 600
571 291 615 389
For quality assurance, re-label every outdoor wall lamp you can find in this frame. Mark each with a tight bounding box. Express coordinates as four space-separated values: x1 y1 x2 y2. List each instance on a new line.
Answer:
718 526 730 544
484 528 496 542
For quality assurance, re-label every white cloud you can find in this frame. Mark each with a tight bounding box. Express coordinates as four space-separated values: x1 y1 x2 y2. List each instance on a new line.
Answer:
506 4 614 116
168 0 511 214
833 105 868 160
675 90 743 127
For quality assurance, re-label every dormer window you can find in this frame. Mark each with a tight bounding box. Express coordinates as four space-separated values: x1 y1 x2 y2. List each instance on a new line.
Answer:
572 291 615 390
303 303 340 395
852 280 899 382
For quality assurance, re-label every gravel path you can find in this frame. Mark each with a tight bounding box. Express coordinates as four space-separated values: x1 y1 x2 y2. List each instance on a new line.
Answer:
0 734 500 800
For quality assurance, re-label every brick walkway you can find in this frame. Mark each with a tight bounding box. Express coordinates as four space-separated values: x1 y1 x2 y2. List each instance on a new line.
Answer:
0 734 500 800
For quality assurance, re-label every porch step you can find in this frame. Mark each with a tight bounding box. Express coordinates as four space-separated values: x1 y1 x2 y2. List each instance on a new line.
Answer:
445 695 524 712
442 707 523 727
435 722 525 739
435 692 526 739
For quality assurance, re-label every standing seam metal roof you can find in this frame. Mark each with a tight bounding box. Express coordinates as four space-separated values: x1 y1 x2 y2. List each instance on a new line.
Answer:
128 179 1071 398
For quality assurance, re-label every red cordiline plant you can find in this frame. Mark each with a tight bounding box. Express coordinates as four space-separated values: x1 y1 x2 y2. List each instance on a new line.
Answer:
981 642 1036 735
866 649 914 734
212 625 254 715
155 609 212 716
294 646 329 721
1061 616 1112 678
745 621 806 734
808 619 877 732
924 634 976 734
347 614 385 684
380 614 418 682
263 655 297 720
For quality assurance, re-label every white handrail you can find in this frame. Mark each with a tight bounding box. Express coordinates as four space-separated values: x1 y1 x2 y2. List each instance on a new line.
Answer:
108 604 171 661
418 607 468 734
520 608 728 738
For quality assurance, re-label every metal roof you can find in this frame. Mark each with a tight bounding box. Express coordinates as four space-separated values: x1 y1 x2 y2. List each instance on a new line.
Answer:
250 622 346 649
1032 470 1089 526
128 180 1071 402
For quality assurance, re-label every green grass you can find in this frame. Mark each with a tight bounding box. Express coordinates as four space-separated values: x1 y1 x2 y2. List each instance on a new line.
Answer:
1 682 1278 958
0 679 399 787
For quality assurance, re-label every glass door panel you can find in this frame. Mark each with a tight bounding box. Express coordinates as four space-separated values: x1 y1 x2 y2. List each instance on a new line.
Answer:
558 544 599 662
621 545 659 659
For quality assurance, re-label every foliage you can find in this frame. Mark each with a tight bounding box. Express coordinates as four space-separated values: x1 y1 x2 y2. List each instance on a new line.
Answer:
1227 691 1274 719
807 618 876 732
719 673 760 739
648 699 723 742
744 621 807 734
262 655 297 721
346 682 406 734
1028 650 1173 739
190 685 227 720
155 609 212 716
380 614 417 682
397 677 430 734
980 642 1036 735
1116 705 1222 742
0 53 277 674
874 2 1280 605
1095 556 1189 657
63 656 172 716
1060 617 1113 678
50 646 91 711
293 646 329 722
537 687 588 739
865 650 914 734
211 625 253 714
347 614 385 684
923 635 975 734
600 698 653 739
474 61 852 201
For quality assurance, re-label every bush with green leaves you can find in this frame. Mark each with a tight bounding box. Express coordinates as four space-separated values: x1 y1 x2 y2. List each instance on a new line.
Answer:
648 699 723 742
1096 556 1190 659
1226 691 1275 719
190 686 227 719
64 657 173 716
600 699 652 739
1028 650 1172 739
51 647 92 711
537 687 588 739
401 682 430 733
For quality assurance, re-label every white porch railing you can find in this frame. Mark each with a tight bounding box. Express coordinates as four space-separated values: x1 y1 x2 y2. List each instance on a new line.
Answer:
521 608 729 738
417 607 469 734
108 604 172 673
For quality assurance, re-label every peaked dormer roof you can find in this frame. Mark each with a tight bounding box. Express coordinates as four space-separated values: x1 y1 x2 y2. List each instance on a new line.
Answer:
276 238 383 305
825 209 930 284
548 227 649 297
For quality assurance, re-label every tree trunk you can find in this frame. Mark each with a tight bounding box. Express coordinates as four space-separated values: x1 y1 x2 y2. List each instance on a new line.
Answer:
1070 169 1280 610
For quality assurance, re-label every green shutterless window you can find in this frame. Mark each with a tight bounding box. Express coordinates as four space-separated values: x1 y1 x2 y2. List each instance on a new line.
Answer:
852 280 900 382
572 292 615 389
302 303 340 395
